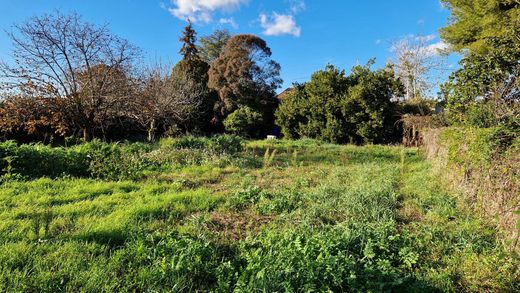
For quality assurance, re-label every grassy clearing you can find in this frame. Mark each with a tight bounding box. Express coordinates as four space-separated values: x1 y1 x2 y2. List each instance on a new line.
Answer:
0 138 517 291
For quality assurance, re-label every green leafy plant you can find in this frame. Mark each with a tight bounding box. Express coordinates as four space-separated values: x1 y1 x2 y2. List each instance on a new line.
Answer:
209 135 243 156
86 142 148 181
227 186 265 211
223 106 264 138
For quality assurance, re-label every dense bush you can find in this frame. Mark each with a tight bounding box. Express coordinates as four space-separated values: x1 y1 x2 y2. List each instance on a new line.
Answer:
168 136 209 149
208 135 244 155
398 98 435 116
85 141 150 181
276 62 403 144
223 106 264 138
163 135 244 156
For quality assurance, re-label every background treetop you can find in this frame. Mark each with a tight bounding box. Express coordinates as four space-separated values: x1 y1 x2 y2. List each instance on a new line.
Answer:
198 29 231 64
179 19 200 62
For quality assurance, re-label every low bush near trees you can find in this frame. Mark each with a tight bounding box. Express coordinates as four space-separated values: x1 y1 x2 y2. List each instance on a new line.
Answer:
0 141 90 179
224 106 264 138
0 135 243 181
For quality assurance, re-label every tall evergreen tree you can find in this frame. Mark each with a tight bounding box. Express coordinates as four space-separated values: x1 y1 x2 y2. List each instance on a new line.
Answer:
179 19 199 61
208 34 282 137
173 21 217 134
175 21 209 82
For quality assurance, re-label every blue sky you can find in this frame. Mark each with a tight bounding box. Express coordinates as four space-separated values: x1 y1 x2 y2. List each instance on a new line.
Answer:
0 0 456 92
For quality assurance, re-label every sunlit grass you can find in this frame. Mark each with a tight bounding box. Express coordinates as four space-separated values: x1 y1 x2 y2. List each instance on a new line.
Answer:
0 139 516 291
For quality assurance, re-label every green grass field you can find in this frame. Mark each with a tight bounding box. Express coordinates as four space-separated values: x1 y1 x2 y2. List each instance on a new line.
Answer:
0 138 517 292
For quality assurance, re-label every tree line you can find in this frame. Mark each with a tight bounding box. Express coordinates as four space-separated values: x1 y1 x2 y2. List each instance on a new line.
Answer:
0 12 413 144
1 1 518 145
0 12 281 142
276 0 520 145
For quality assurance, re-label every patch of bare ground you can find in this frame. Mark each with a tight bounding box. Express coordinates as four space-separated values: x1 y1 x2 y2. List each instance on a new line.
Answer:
207 210 274 242
252 166 327 190
396 201 424 224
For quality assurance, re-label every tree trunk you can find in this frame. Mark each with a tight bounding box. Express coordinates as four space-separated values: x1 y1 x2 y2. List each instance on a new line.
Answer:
83 127 91 142
147 120 156 142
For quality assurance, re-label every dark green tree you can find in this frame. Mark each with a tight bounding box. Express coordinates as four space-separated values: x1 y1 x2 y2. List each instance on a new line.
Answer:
275 84 308 139
173 22 218 134
179 19 199 61
296 65 350 142
341 62 403 143
276 62 403 144
176 21 209 81
440 0 520 54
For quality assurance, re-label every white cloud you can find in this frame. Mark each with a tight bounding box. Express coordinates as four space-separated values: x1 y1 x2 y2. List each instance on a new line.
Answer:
260 13 301 37
288 0 306 14
391 35 448 57
423 41 448 56
168 0 246 23
219 17 238 28
415 34 436 42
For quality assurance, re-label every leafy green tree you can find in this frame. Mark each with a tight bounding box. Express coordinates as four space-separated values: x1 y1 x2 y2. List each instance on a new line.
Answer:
275 84 308 139
440 0 520 54
276 62 403 144
341 63 403 143
440 0 520 126
198 29 231 64
443 36 519 122
296 65 350 142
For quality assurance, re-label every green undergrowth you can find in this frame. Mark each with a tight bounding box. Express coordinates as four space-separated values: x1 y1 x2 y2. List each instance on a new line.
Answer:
424 127 519 251
0 138 517 291
399 158 519 291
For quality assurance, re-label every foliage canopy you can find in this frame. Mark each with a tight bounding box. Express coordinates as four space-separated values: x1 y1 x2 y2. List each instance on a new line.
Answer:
276 62 403 144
